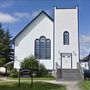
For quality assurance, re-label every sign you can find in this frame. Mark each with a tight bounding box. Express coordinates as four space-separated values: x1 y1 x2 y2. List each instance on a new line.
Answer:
18 68 34 87
20 69 31 78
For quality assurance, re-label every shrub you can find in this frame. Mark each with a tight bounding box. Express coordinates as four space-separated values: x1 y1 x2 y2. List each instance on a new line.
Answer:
10 68 18 78
37 64 48 77
21 55 39 70
21 55 48 77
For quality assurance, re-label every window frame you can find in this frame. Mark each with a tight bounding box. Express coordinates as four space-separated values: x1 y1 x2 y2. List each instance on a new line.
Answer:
46 39 51 59
63 31 69 45
35 36 51 60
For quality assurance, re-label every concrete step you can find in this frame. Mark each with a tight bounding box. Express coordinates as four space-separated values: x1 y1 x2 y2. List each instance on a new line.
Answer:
56 69 82 81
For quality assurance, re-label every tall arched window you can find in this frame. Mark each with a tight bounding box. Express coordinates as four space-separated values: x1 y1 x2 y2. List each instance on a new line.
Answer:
40 36 46 59
35 36 51 59
63 31 69 45
35 39 39 58
46 39 51 59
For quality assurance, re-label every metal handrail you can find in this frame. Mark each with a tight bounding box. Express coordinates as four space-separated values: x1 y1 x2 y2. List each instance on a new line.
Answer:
77 62 84 80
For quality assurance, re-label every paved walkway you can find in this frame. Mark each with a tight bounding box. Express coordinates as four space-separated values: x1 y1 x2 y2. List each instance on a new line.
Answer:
0 78 81 90
44 80 81 90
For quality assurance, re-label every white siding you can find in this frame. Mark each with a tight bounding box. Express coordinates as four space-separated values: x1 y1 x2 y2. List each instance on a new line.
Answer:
14 7 79 71
81 62 89 69
54 7 79 69
14 13 53 69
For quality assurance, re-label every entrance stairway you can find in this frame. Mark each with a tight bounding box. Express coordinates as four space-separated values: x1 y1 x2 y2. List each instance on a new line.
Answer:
56 69 82 81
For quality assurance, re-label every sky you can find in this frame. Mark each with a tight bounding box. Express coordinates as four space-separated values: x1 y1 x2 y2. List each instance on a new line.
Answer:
0 0 90 58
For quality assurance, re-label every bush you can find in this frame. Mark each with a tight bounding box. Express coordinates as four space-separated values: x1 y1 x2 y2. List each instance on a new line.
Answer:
21 56 39 70
10 68 18 78
21 55 48 77
37 64 48 77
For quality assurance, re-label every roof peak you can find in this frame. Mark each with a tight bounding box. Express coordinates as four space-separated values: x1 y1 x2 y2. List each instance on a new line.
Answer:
37 10 53 21
12 10 53 41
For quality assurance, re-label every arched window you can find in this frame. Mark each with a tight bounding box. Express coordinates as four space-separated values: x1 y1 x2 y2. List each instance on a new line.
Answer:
63 31 69 45
46 39 51 59
35 36 51 59
40 36 46 59
35 39 39 59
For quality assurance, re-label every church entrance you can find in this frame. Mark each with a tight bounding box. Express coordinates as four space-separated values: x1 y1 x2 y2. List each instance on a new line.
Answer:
61 53 72 69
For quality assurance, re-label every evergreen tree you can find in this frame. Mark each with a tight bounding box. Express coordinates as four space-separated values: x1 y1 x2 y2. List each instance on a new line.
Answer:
0 23 14 67
3 29 14 63
0 23 6 66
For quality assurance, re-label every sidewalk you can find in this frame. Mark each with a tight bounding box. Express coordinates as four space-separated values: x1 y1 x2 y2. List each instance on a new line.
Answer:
44 80 81 90
0 78 81 90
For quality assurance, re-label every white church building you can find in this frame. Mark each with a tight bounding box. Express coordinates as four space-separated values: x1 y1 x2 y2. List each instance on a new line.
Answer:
13 6 80 79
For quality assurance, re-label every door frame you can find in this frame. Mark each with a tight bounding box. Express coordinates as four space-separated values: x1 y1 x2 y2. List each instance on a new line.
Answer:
61 53 72 69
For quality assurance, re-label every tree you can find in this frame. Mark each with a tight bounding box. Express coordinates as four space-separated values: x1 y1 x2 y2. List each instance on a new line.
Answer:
3 29 14 63
0 23 14 67
21 55 39 70
0 23 6 66
21 55 48 77
0 24 5 50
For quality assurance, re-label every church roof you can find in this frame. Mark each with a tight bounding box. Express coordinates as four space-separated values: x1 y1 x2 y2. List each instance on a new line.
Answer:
12 11 53 42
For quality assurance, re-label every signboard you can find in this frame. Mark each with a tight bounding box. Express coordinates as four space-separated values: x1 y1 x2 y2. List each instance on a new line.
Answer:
20 69 31 78
18 68 34 87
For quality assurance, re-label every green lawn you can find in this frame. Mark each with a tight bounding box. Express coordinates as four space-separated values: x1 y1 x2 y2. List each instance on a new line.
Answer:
0 81 65 90
80 80 90 90
8 77 55 80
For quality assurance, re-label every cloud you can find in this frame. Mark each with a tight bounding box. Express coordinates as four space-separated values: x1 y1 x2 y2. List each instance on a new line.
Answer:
0 9 51 24
0 12 31 23
14 12 30 18
0 12 18 23
14 10 51 20
80 35 90 59
0 0 12 8
80 35 90 44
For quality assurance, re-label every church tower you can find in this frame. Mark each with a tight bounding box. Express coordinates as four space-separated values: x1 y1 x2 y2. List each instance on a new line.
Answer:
54 6 79 70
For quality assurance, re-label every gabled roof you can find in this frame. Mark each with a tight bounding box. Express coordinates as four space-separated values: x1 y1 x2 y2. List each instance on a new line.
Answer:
81 54 90 62
12 11 53 42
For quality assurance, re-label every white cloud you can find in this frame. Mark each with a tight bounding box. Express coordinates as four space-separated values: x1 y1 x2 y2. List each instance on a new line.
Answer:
0 12 31 23
14 10 49 20
0 9 51 24
14 12 30 18
0 12 18 23
80 35 90 58
80 35 90 44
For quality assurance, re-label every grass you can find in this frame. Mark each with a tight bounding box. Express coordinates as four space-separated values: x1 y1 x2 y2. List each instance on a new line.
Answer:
0 81 65 90
8 77 55 80
80 80 90 90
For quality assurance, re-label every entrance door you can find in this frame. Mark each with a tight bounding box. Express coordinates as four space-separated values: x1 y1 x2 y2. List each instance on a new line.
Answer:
61 53 72 69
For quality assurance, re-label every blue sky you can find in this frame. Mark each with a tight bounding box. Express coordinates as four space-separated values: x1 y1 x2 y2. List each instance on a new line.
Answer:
0 0 90 58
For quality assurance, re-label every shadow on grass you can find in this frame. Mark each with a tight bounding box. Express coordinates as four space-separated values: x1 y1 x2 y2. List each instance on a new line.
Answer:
0 82 65 90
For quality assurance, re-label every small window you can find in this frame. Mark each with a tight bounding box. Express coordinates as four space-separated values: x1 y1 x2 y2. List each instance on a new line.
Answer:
63 31 69 45
62 53 71 58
